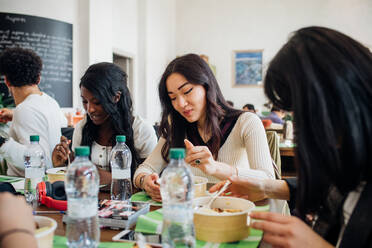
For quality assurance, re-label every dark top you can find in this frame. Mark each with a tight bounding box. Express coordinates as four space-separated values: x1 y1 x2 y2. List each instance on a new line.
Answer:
186 114 240 149
283 177 297 211
283 178 372 247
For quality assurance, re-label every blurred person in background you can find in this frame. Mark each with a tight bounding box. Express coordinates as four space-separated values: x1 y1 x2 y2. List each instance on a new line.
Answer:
242 103 256 113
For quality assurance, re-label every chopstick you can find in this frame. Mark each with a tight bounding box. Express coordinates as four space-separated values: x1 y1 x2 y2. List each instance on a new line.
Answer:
33 211 65 215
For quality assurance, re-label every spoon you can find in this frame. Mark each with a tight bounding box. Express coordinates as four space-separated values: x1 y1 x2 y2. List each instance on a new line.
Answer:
195 180 231 211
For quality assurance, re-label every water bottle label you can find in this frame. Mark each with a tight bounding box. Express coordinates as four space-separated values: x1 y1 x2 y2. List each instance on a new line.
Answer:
68 200 98 219
25 168 44 179
112 169 130 179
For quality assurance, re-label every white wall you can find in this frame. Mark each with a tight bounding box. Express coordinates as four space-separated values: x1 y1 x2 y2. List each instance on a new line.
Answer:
175 0 372 112
143 0 176 124
3 0 372 121
0 0 174 124
87 0 175 124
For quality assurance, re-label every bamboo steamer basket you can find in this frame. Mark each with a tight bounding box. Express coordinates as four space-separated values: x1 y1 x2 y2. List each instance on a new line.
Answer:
193 196 255 243
46 167 66 183
193 176 208 198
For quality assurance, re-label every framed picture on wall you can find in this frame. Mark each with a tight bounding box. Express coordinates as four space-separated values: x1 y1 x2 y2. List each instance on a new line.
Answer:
232 50 263 87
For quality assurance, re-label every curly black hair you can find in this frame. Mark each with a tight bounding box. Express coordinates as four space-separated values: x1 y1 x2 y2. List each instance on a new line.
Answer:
0 47 42 86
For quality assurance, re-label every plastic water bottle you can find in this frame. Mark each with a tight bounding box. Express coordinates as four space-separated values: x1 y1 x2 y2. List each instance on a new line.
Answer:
24 135 46 208
110 135 132 201
65 146 100 248
160 148 195 248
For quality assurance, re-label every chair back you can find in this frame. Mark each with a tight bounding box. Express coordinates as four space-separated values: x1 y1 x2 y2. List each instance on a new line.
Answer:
266 130 281 178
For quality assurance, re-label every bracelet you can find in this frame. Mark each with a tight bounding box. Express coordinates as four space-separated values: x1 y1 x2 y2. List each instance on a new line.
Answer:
0 228 34 245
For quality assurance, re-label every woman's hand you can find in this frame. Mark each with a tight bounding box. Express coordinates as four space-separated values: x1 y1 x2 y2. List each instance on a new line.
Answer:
143 173 161 202
184 139 219 175
52 136 71 167
250 212 333 248
209 176 268 202
184 139 235 179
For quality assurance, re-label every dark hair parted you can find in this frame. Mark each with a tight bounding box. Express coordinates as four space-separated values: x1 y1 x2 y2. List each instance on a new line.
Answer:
158 53 243 162
0 47 42 86
79 62 140 178
264 26 372 217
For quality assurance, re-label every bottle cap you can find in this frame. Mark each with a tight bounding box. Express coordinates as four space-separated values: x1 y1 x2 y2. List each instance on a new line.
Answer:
116 135 126 142
30 135 40 142
75 146 90 156
169 148 185 159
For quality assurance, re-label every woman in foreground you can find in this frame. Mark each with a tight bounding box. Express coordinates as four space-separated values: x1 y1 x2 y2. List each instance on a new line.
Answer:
212 26 372 247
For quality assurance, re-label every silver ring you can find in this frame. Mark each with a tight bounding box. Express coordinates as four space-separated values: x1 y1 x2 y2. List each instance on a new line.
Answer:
195 159 201 165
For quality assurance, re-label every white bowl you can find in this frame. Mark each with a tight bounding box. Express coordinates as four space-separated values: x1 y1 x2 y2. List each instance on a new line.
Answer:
34 216 58 248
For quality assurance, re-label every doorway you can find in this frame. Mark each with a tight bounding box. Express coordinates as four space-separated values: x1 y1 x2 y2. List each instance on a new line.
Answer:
113 53 134 93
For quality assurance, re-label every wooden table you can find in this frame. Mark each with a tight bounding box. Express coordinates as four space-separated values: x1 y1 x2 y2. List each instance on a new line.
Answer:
280 147 295 157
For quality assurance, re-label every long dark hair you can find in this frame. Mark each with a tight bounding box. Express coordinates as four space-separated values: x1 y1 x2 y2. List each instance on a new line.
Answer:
158 54 243 162
80 62 140 178
264 26 372 217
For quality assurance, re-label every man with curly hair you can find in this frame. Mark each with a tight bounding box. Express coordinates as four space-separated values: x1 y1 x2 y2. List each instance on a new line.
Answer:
0 47 66 176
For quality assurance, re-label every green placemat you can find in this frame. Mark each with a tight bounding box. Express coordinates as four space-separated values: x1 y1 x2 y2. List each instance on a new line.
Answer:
0 175 23 183
135 205 269 248
131 191 162 206
53 235 135 248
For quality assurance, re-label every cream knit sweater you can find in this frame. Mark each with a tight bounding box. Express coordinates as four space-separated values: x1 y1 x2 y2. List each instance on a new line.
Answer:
134 112 286 213
134 112 274 182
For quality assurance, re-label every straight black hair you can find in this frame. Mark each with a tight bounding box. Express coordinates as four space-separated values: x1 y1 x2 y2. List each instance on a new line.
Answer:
158 54 243 162
264 26 372 217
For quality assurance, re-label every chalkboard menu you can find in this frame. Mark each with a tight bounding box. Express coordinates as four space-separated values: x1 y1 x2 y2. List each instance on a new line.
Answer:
0 12 72 107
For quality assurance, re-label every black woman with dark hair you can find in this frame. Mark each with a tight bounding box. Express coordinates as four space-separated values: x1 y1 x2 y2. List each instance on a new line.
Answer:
211 26 372 247
134 54 282 213
52 62 157 185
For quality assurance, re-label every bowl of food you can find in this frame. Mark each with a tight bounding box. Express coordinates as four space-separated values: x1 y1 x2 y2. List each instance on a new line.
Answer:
34 216 58 248
193 196 255 243
46 167 66 183
193 176 208 198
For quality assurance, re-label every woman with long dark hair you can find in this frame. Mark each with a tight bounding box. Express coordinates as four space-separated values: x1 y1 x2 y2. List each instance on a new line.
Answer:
211 26 372 247
52 62 157 184
134 54 278 208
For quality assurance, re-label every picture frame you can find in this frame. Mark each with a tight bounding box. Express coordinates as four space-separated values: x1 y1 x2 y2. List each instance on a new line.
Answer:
232 49 263 87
